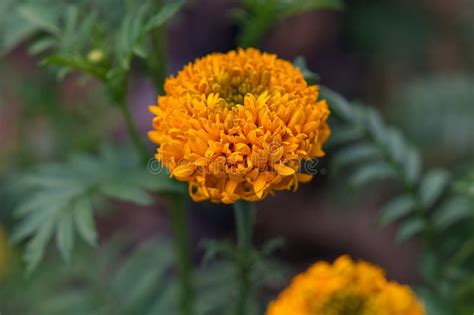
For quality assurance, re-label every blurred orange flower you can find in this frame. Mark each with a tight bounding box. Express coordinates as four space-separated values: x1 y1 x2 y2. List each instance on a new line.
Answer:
149 48 330 203
266 256 425 315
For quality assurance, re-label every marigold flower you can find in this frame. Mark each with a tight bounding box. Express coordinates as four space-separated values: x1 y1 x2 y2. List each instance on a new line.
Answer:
266 256 425 315
148 48 330 203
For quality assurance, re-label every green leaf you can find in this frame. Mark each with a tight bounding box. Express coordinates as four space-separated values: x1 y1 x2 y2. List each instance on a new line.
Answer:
433 197 473 231
349 162 396 187
419 169 451 208
326 125 364 146
293 56 319 84
282 0 344 18
99 182 153 205
385 128 405 163
56 211 74 262
28 37 57 55
17 5 61 35
415 287 455 315
73 197 97 247
24 219 55 274
145 0 186 31
404 145 422 185
12 146 177 272
42 54 108 80
366 107 385 142
321 86 354 121
332 143 380 172
396 217 424 242
378 194 416 226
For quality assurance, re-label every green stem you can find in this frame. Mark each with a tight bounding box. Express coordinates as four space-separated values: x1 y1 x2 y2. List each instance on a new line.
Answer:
118 100 149 162
233 201 256 315
149 0 168 94
168 194 193 315
150 34 167 95
147 3 193 315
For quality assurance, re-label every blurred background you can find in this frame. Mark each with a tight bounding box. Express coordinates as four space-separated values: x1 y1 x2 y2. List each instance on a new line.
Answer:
1 0 474 314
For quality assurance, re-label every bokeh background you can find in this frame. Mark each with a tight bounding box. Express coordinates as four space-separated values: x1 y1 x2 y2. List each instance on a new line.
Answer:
1 0 474 314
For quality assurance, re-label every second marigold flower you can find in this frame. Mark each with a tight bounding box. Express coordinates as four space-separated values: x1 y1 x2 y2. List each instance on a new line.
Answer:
266 256 425 315
149 48 330 203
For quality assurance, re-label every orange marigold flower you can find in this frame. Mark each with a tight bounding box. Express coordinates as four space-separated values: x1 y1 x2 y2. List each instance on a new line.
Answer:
266 256 425 315
148 48 330 203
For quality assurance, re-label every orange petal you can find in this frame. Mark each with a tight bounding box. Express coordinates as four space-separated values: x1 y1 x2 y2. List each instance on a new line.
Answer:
273 163 296 176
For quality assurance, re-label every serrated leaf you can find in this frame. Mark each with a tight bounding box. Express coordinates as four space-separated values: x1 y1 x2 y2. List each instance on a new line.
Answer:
28 37 57 55
56 211 74 262
419 169 451 208
326 125 364 146
145 0 186 31
332 143 380 172
11 205 61 243
385 128 405 163
349 162 396 187
321 86 354 121
378 194 416 226
366 107 385 142
17 5 61 35
73 197 97 246
433 197 473 231
24 219 55 274
12 146 170 272
396 217 424 242
404 145 422 185
99 182 153 205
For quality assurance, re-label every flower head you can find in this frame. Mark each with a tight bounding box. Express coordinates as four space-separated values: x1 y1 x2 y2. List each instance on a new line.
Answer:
149 48 330 203
266 256 425 315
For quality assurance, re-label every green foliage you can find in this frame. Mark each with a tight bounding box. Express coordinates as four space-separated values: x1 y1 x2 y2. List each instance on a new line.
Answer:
234 0 343 47
10 146 184 273
1 0 185 103
456 169 474 199
390 75 474 159
346 2 430 59
0 236 286 315
293 56 319 85
322 86 474 314
200 238 288 315
0 237 178 315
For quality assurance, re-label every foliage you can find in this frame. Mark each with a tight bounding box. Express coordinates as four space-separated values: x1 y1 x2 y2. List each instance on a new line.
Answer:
234 0 343 47
390 75 474 159
321 86 474 315
200 237 289 315
0 236 286 315
0 238 178 315
1 0 185 100
9 146 184 273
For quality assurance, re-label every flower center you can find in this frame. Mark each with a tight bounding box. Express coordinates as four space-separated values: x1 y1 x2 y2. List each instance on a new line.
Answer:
314 292 367 315
216 72 268 107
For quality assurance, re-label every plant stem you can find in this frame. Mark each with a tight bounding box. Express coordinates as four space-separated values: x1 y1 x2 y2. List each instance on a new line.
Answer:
233 201 256 315
149 0 168 95
168 194 193 315
118 100 149 162
147 3 193 315
150 34 167 95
